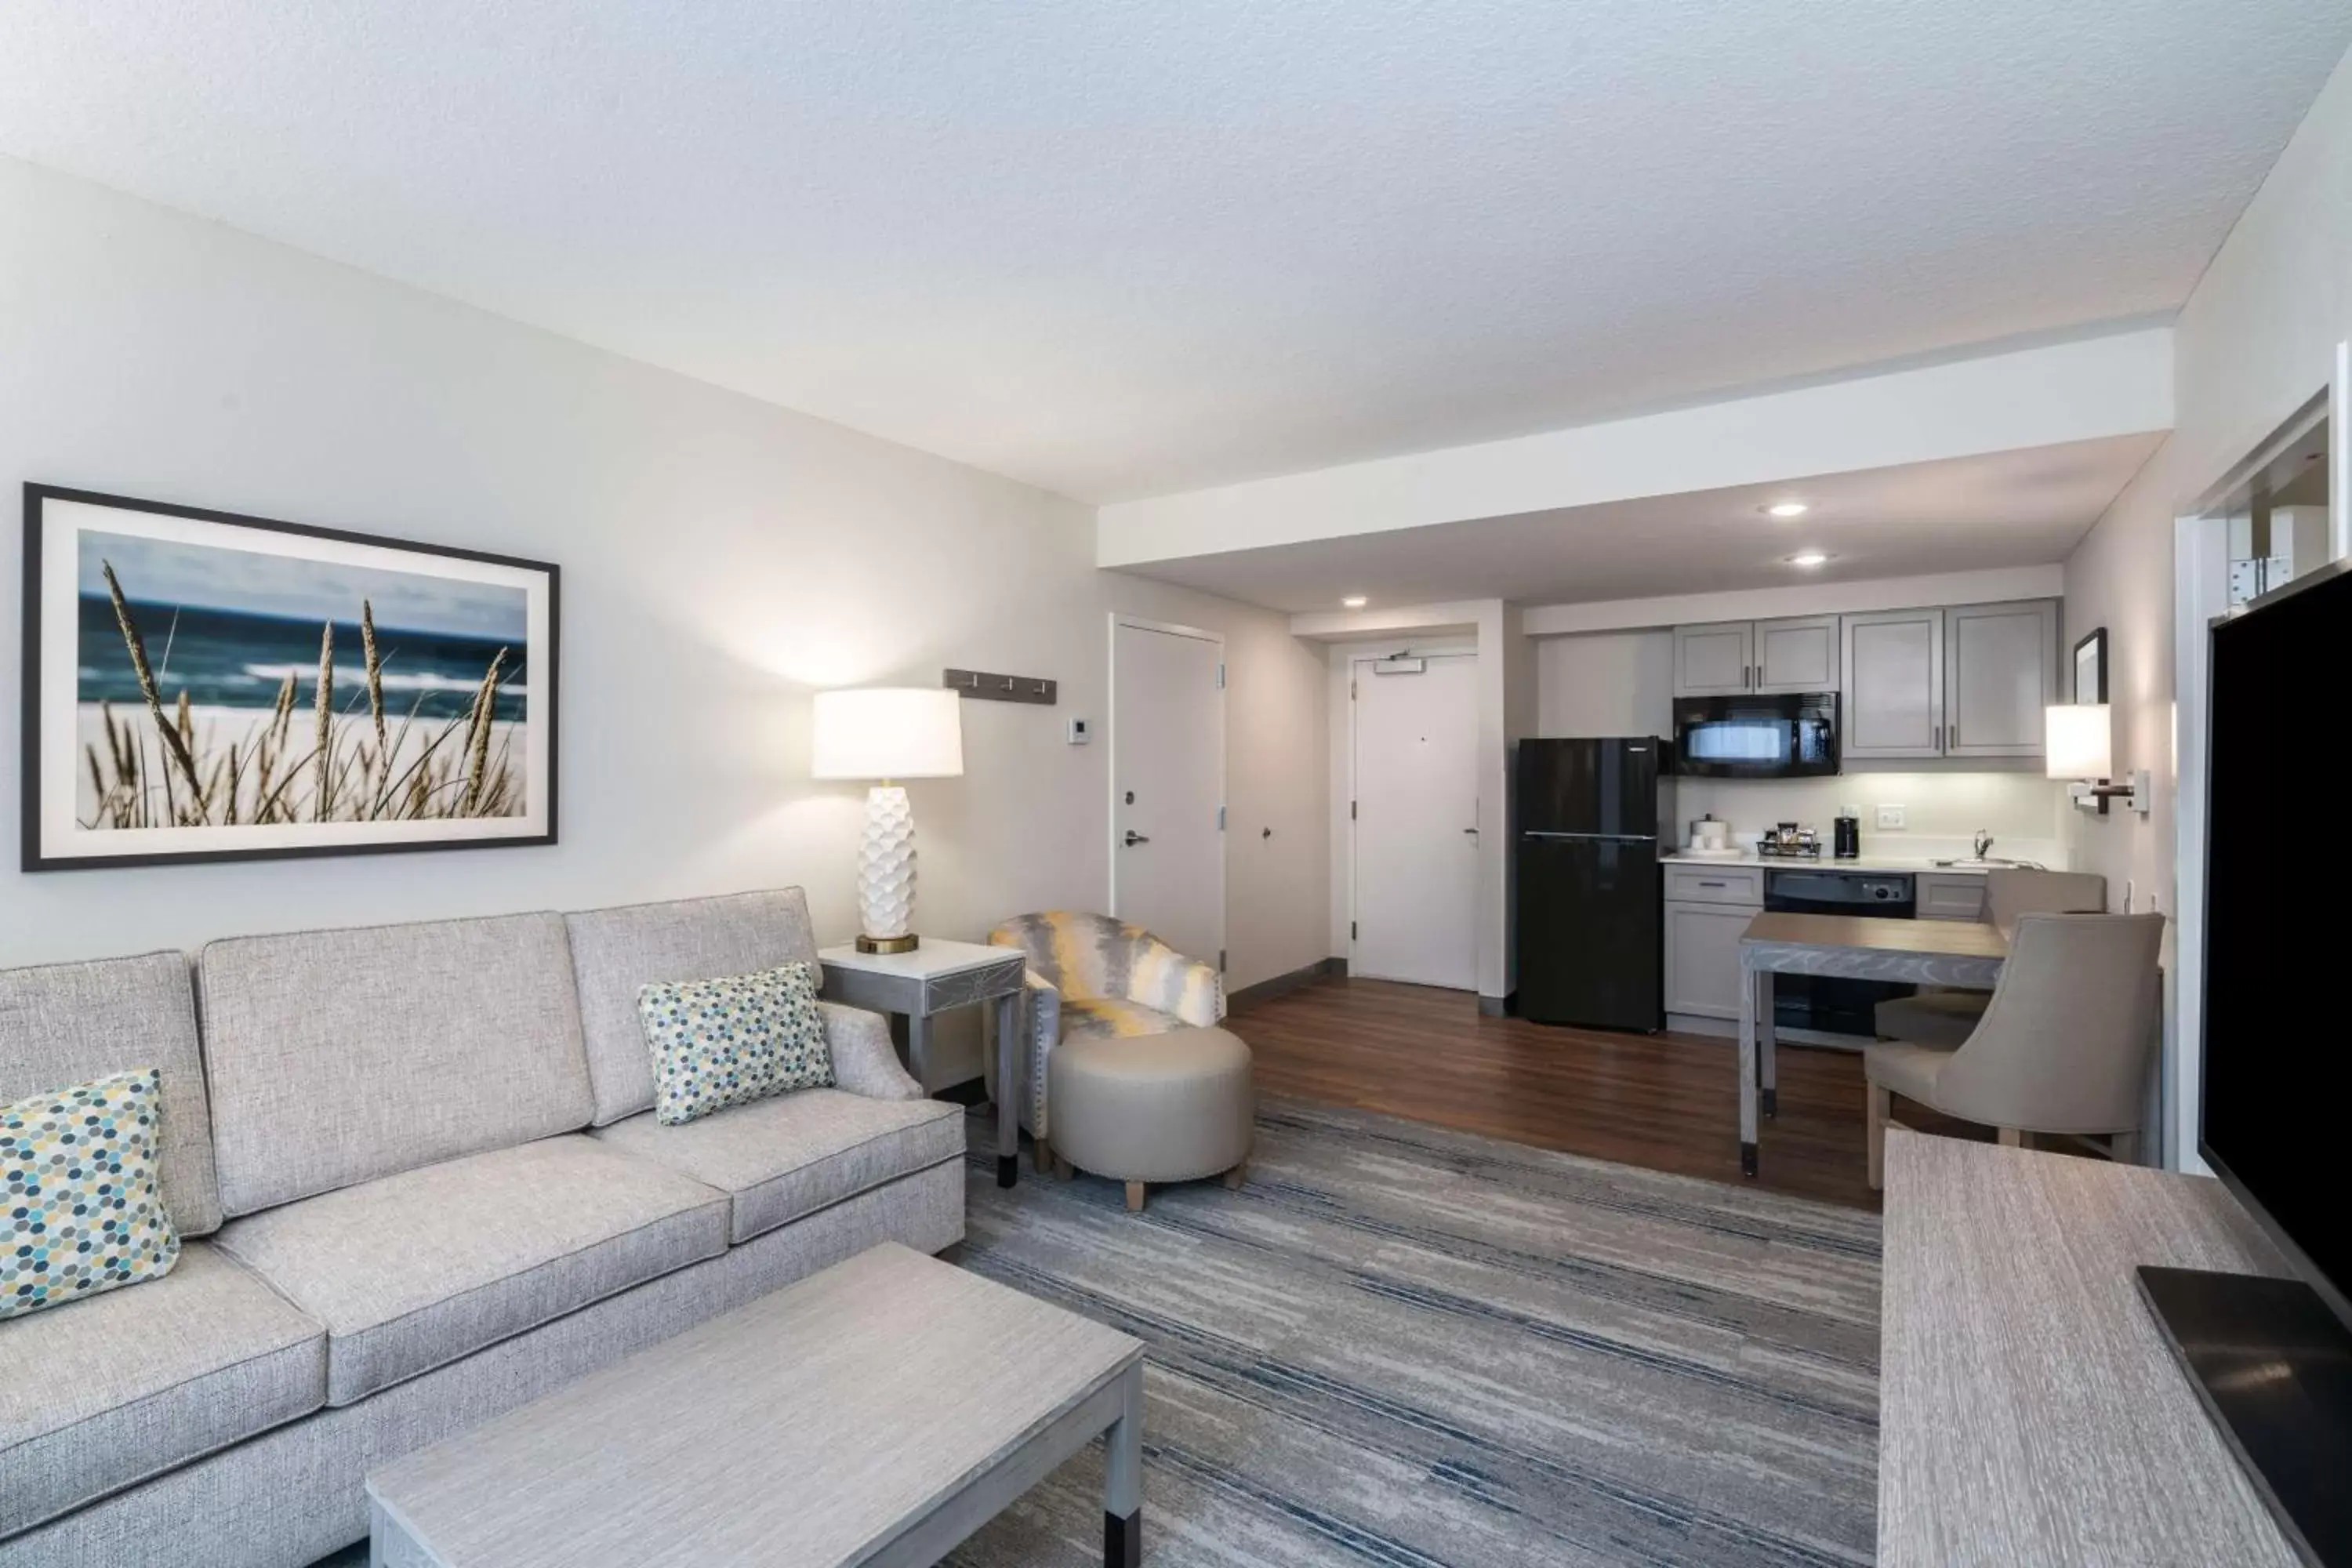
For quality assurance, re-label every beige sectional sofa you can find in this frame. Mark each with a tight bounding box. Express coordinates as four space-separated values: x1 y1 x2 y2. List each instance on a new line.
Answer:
0 888 966 1566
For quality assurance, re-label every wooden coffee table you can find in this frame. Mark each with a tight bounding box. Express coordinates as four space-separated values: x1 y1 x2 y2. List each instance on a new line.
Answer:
365 1243 1147 1568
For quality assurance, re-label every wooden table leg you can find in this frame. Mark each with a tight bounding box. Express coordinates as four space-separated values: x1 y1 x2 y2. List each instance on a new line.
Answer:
1102 1360 1143 1568
994 989 1022 1189
1737 959 1759 1178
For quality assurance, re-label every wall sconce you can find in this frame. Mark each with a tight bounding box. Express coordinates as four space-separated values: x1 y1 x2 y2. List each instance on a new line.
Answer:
2045 704 2149 815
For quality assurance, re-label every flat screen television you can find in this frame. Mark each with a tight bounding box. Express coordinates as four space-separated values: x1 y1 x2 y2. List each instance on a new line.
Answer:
2140 554 2352 1566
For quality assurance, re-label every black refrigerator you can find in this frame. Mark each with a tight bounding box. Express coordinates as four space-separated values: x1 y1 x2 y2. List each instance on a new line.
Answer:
1515 738 1673 1029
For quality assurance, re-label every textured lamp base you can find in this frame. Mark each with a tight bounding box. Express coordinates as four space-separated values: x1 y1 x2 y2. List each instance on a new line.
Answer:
856 784 918 949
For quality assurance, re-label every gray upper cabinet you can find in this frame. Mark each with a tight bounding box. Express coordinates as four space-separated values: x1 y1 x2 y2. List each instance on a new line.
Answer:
1842 608 1947 759
1673 622 1755 696
1944 601 2058 758
1752 615 1841 692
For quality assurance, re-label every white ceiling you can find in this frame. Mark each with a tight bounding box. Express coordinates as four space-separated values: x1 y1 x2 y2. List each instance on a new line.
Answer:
2 3 2343 504
1123 435 2165 612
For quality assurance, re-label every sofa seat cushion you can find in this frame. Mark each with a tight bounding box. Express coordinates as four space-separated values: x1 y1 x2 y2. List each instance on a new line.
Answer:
214 1137 726 1405
0 1240 324 1538
1060 998 1184 1042
593 1090 963 1244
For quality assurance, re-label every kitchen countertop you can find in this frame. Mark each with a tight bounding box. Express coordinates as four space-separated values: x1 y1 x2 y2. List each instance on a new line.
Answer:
1658 851 2040 876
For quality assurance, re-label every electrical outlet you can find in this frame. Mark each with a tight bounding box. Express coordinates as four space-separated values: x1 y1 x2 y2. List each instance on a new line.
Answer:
1875 804 1906 830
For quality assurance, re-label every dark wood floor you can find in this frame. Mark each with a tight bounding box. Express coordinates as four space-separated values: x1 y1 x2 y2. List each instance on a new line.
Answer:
1234 975 1987 1210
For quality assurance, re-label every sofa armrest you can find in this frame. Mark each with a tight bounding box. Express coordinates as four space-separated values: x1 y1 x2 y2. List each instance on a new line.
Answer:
819 1001 924 1101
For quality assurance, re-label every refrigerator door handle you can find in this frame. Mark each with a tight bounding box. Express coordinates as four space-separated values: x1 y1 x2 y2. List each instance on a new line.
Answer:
1522 831 1658 842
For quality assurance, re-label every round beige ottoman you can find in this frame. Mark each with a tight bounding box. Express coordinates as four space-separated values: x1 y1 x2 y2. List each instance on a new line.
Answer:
1046 1025 1255 1211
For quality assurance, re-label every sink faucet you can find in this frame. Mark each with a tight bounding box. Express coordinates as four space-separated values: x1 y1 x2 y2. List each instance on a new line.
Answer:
1973 829 1994 862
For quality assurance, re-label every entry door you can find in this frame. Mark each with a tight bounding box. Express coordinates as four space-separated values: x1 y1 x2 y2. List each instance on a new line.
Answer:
1110 618 1225 969
1352 654 1479 989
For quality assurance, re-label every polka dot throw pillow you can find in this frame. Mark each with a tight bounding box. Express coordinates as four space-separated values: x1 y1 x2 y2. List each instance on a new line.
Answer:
637 962 836 1126
2 1067 181 1321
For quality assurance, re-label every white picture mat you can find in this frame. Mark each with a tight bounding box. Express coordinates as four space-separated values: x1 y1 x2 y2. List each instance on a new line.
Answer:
38 496 553 860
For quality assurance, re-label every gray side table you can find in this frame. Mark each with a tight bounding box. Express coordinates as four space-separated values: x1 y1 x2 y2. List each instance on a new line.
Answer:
819 938 1029 1188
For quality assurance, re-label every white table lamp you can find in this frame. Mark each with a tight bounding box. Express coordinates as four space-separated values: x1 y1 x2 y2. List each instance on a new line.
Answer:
811 688 964 952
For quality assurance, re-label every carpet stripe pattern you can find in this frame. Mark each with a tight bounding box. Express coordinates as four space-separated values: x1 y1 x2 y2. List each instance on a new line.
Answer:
945 1100 1879 1567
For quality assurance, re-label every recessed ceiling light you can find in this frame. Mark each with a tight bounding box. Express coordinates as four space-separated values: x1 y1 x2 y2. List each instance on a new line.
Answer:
1763 501 1809 518
1341 595 1368 608
1784 551 1831 568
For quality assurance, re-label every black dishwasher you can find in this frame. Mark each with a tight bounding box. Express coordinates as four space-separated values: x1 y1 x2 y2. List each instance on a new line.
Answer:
1764 870 1915 1036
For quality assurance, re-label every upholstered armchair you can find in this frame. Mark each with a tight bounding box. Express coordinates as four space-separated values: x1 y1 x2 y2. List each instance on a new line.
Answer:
987 911 1225 1156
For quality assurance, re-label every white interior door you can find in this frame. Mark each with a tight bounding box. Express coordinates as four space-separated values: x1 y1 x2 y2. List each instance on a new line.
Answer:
1111 618 1225 969
1352 653 1479 989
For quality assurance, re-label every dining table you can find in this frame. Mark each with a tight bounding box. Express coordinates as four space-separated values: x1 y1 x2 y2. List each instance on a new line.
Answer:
1737 910 2010 1177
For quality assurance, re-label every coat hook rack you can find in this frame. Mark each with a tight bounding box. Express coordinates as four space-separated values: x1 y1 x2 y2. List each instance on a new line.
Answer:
942 668 1057 705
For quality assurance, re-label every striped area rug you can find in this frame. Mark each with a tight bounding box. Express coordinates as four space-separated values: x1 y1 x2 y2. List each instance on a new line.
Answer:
945 1099 1881 1567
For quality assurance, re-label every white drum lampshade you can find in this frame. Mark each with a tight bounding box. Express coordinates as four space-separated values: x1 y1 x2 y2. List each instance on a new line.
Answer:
2046 702 2139 815
2045 703 2113 781
811 688 964 953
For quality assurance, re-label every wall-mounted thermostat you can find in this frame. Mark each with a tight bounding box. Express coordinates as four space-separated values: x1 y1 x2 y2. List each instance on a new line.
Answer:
1067 717 1091 745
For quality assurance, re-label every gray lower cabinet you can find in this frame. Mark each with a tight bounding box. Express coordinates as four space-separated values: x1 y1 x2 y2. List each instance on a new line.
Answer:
1842 608 1946 758
1916 873 1987 922
1944 601 2059 757
1664 898 1758 1019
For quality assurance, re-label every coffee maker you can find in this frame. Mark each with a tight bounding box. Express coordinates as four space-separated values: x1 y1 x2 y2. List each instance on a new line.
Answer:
1833 808 1861 859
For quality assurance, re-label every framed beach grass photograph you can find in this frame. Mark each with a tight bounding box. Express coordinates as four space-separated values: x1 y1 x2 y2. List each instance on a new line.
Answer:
21 485 558 870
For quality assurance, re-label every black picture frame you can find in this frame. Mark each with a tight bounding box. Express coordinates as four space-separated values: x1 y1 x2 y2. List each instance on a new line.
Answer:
21 483 560 871
2074 626 2109 705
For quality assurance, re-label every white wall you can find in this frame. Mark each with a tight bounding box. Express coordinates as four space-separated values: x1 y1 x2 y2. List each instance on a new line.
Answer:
0 157 1327 1020
2061 42 2352 1163
1102 332 2172 565
1536 630 1675 736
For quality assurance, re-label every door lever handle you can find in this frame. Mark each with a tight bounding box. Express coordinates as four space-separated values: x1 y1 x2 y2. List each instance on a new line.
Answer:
1123 831 1151 847
1462 827 1479 835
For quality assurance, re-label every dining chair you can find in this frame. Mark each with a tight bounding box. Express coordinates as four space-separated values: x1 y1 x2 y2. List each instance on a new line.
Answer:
1865 911 2164 1189
1872 869 2107 1048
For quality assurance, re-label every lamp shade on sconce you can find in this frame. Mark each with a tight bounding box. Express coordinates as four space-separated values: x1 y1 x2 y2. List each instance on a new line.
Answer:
2045 703 2113 780
811 688 964 780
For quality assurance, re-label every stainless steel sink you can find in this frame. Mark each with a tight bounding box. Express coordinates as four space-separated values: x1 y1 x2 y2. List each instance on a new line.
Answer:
1929 856 2046 869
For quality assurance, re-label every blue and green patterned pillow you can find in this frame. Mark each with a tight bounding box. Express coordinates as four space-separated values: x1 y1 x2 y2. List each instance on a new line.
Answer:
2 1068 181 1321
637 963 835 1126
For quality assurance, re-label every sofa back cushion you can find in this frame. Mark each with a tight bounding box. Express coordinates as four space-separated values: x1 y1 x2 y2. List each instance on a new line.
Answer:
565 889 821 1126
0 952 221 1236
198 913 592 1216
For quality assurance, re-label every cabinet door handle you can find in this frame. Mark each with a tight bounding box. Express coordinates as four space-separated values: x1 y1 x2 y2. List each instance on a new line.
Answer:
1933 724 1942 751
1743 665 1751 688
1698 880 1727 887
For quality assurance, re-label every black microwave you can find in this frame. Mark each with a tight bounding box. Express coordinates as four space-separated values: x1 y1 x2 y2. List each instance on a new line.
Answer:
1671 692 1840 778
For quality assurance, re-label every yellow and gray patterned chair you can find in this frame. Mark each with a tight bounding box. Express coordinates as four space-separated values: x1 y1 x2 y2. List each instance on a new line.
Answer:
989 912 1253 1211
